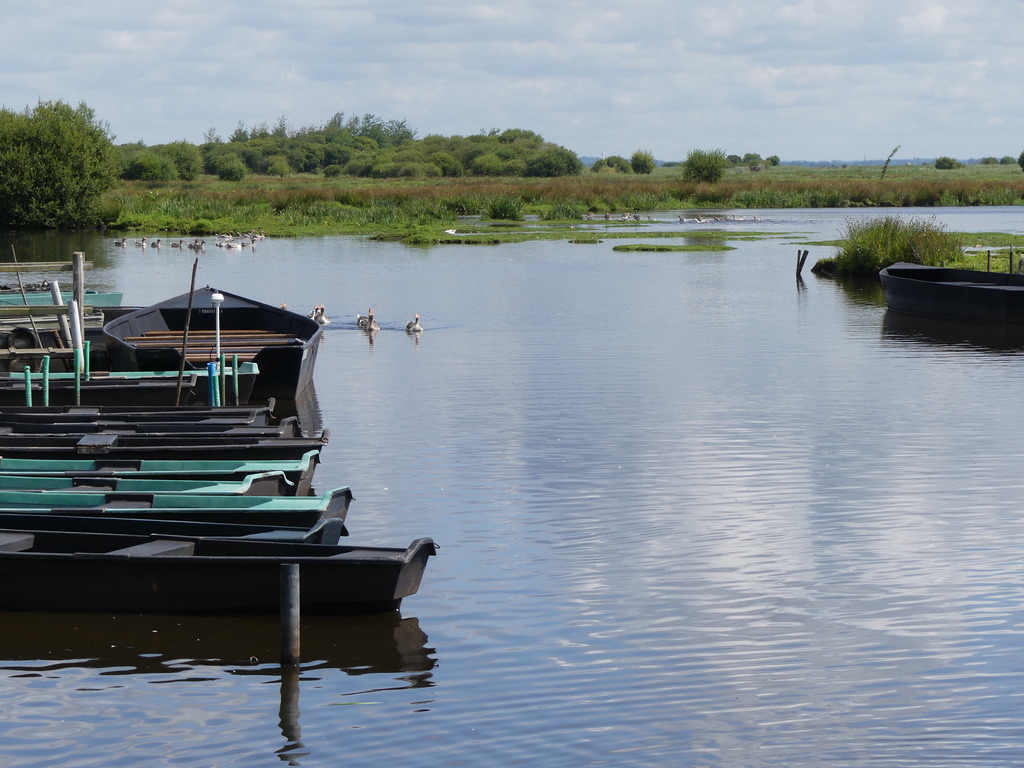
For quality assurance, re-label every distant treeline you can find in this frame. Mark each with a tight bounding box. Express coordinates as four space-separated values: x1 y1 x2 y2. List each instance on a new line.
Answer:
118 114 588 181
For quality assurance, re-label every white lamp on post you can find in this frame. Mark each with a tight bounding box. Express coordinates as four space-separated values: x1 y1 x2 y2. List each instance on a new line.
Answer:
211 291 224 363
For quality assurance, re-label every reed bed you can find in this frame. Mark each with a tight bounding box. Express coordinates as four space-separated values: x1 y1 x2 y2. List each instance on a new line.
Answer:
100 172 1024 236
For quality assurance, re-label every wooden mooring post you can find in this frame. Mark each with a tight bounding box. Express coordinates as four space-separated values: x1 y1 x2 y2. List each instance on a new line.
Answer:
280 563 301 666
796 249 809 277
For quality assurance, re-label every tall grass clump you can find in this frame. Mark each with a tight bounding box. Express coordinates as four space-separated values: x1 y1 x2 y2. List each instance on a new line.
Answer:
484 195 524 220
815 215 962 278
540 201 584 220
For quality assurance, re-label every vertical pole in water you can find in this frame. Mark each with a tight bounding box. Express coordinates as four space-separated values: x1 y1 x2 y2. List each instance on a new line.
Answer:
22 366 31 407
41 356 49 407
206 362 218 406
176 259 199 407
280 564 301 667
220 353 227 407
72 252 85 350
211 291 224 408
68 299 83 407
232 354 240 405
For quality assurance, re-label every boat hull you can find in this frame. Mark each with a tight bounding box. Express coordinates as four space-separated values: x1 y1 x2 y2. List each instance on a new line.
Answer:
879 262 1024 323
0 530 436 614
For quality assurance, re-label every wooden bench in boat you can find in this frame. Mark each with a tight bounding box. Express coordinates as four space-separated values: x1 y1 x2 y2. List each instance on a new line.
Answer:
107 539 196 557
0 532 34 551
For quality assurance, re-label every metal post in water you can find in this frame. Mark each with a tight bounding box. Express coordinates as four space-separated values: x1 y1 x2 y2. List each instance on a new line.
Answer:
22 366 31 407
72 252 85 342
74 347 82 406
220 353 227 407
280 564 301 667
206 362 218 406
232 354 240 405
41 356 49 407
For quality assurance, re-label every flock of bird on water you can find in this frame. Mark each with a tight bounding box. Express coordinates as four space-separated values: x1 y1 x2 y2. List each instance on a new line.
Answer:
581 212 764 223
112 232 424 335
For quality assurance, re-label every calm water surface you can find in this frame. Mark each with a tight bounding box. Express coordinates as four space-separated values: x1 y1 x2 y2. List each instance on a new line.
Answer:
3 208 1024 766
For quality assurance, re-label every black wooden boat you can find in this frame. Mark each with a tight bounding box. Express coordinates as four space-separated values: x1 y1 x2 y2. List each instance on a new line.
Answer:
0 450 322 496
0 401 278 426
0 414 301 437
0 470 297 496
0 486 352 527
103 286 323 400
0 528 436 614
879 262 1024 323
0 429 329 461
0 511 346 543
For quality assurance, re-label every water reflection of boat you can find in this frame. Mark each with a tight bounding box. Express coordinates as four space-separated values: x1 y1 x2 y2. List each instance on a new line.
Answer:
0 610 436 675
882 309 1024 352
880 262 1024 323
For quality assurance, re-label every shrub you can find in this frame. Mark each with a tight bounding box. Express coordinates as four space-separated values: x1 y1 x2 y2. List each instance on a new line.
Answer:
630 150 656 174
213 154 248 181
935 156 962 170
123 151 178 181
591 156 632 174
265 155 291 177
524 146 582 177
323 164 344 177
814 216 962 278
160 141 203 180
0 100 119 228
681 149 728 183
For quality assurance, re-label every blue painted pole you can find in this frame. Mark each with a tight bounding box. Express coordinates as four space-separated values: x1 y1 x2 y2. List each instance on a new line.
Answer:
206 362 218 406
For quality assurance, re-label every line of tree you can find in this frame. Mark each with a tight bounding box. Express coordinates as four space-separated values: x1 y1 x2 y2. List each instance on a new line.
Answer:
118 114 584 182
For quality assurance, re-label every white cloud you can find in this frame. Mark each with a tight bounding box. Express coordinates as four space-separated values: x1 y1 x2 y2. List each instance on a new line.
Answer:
1 0 1023 160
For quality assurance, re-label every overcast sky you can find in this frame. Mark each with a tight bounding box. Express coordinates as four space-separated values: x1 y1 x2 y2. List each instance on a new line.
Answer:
2 0 1020 163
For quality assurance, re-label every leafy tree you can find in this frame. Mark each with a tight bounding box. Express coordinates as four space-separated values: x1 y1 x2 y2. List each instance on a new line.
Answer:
123 151 178 180
742 152 763 166
979 157 998 165
935 156 962 170
630 150 656 174
681 149 728 183
726 154 742 165
1017 151 1024 172
0 100 119 228
265 155 291 177
999 156 1015 165
229 121 249 143
591 156 632 174
159 140 202 180
213 153 247 181
766 155 780 167
524 146 582 177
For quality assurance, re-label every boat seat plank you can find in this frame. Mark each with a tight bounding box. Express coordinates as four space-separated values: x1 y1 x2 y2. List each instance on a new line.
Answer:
129 338 302 347
77 434 119 448
107 539 196 557
139 330 294 337
0 532 34 551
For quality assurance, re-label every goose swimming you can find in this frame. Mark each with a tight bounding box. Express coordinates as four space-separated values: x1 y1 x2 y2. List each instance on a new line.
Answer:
307 304 330 325
405 313 422 333
356 308 379 332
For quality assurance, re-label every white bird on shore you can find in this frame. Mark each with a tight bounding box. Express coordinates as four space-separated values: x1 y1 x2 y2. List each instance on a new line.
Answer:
406 313 422 333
